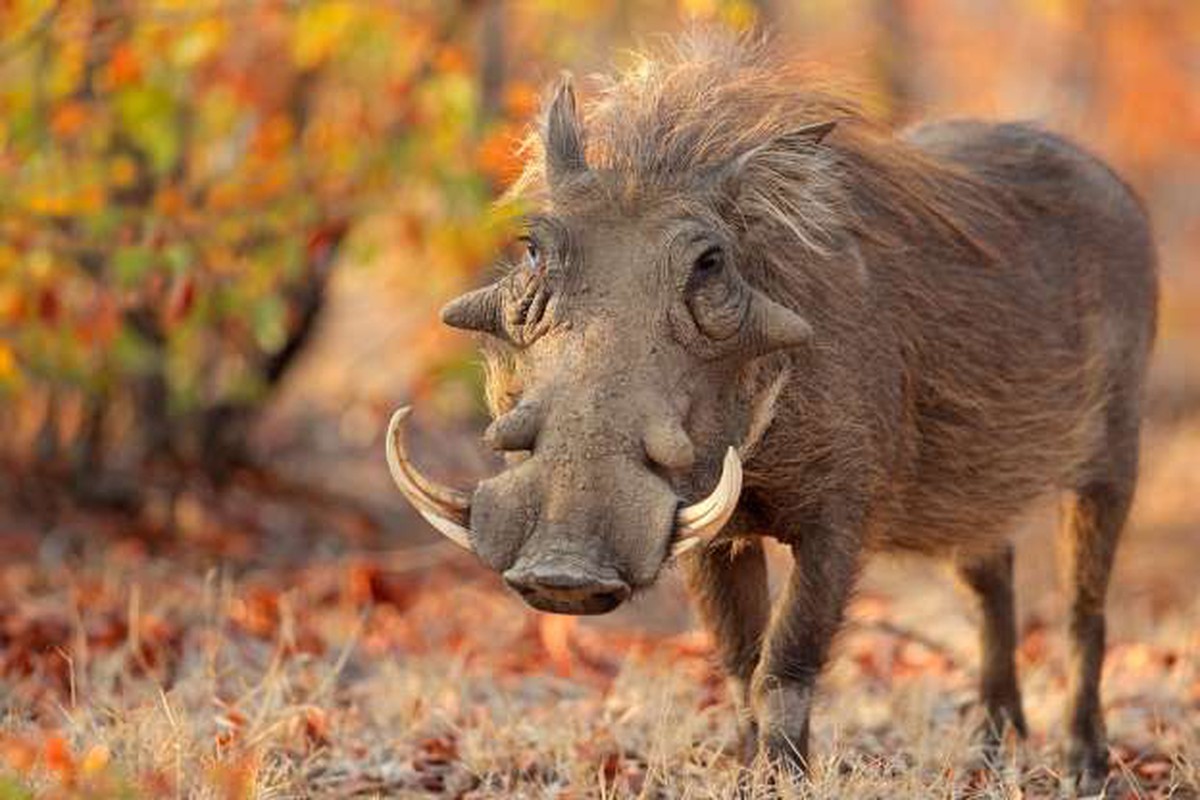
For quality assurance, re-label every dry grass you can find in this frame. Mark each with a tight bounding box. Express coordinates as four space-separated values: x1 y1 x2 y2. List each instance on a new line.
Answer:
0 421 1198 798
0 546 1194 798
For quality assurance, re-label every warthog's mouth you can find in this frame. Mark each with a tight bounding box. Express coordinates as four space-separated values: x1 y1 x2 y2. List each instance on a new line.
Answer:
383 406 743 567
506 573 630 615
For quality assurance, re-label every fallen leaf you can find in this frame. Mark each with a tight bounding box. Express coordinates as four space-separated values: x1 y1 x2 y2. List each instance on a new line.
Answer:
539 614 577 676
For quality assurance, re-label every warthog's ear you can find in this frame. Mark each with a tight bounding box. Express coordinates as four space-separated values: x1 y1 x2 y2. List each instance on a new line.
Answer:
709 119 835 185
774 119 837 149
733 120 837 173
713 119 839 251
543 73 588 188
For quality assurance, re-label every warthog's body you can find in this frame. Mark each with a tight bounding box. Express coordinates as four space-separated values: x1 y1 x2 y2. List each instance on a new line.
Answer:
393 38 1156 789
689 117 1156 785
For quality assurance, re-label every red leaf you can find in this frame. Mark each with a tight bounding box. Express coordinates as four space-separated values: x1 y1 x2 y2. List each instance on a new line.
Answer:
164 275 196 328
37 286 60 324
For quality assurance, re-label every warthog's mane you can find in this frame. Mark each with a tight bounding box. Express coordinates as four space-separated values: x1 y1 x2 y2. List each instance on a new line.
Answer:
508 33 1023 263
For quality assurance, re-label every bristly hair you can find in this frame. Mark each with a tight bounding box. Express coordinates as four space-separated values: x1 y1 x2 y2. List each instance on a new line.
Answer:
508 31 1023 261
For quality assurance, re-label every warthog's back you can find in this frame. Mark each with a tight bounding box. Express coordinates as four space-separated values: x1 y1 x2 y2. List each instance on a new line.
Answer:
873 121 1157 553
906 120 1158 341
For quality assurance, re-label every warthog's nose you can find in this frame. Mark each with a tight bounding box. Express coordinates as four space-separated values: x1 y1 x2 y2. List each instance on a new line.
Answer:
503 562 631 616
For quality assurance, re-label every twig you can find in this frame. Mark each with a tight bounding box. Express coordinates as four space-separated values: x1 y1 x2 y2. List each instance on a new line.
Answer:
857 618 963 666
309 607 368 703
373 542 474 574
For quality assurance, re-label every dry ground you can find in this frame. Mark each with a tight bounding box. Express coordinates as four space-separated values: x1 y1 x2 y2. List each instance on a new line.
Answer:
0 419 1197 798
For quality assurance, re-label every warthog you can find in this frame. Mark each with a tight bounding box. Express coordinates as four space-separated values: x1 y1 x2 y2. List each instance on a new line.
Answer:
386 37 1157 789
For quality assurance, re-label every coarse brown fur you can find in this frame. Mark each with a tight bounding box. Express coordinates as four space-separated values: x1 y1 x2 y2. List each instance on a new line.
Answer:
440 34 1158 790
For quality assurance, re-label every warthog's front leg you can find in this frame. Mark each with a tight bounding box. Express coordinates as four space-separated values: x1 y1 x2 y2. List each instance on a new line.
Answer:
683 538 771 761
750 517 863 773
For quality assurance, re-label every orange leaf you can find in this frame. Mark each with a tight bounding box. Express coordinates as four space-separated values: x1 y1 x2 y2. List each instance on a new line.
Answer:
303 708 330 748
1136 756 1174 780
44 735 75 780
0 285 26 323
108 43 142 86
208 754 257 800
251 114 294 158
0 341 18 383
77 290 121 347
538 614 576 676
415 736 458 767
503 81 540 119
433 45 468 74
154 186 186 218
476 123 525 189
81 743 111 776
0 736 37 771
50 101 90 138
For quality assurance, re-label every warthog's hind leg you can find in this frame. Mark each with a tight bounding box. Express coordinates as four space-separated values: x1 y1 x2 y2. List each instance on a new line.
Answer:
955 544 1028 757
1059 478 1133 794
1059 399 1140 795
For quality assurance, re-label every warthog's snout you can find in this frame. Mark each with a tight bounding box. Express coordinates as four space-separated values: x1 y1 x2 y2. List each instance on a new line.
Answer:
502 558 631 615
385 409 746 599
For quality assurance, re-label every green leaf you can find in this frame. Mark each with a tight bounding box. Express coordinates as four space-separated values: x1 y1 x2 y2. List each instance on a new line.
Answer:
113 246 155 287
84 207 124 239
112 324 159 375
115 86 180 174
0 775 36 800
164 242 193 274
252 295 287 352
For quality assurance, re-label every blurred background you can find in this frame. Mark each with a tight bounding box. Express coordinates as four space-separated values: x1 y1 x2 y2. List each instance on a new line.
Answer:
0 0 1197 615
0 3 1198 794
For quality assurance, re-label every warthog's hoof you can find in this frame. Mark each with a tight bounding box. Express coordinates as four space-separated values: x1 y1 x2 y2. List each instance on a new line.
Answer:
735 720 759 766
970 704 1028 766
1065 740 1111 798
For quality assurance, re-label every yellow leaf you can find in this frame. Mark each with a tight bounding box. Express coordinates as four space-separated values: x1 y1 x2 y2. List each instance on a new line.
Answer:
173 17 227 66
0 244 17 273
81 743 111 776
110 155 140 188
293 3 357 68
0 342 16 383
678 0 719 19
0 285 23 322
720 0 758 31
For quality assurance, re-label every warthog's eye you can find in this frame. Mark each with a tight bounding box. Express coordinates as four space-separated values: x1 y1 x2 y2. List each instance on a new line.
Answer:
682 242 744 343
520 235 541 271
693 246 723 276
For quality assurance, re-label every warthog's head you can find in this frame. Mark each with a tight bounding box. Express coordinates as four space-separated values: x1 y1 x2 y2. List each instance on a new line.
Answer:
389 59 837 614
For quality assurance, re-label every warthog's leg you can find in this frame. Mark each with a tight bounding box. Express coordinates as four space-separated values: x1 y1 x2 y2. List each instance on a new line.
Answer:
954 544 1028 754
749 519 863 774
1058 395 1140 794
1059 477 1134 793
683 538 770 761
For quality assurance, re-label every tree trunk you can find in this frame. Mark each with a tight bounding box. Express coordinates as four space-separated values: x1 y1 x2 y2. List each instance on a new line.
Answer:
478 0 506 123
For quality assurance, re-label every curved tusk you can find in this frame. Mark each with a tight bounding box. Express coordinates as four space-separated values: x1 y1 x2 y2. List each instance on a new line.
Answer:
386 407 473 551
670 446 743 558
669 536 704 559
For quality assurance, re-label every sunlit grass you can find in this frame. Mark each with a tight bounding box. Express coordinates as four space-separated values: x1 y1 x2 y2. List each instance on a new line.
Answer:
0 538 1194 798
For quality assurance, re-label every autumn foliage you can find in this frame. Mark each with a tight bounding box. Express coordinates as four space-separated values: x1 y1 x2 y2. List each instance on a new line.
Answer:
0 0 529 479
